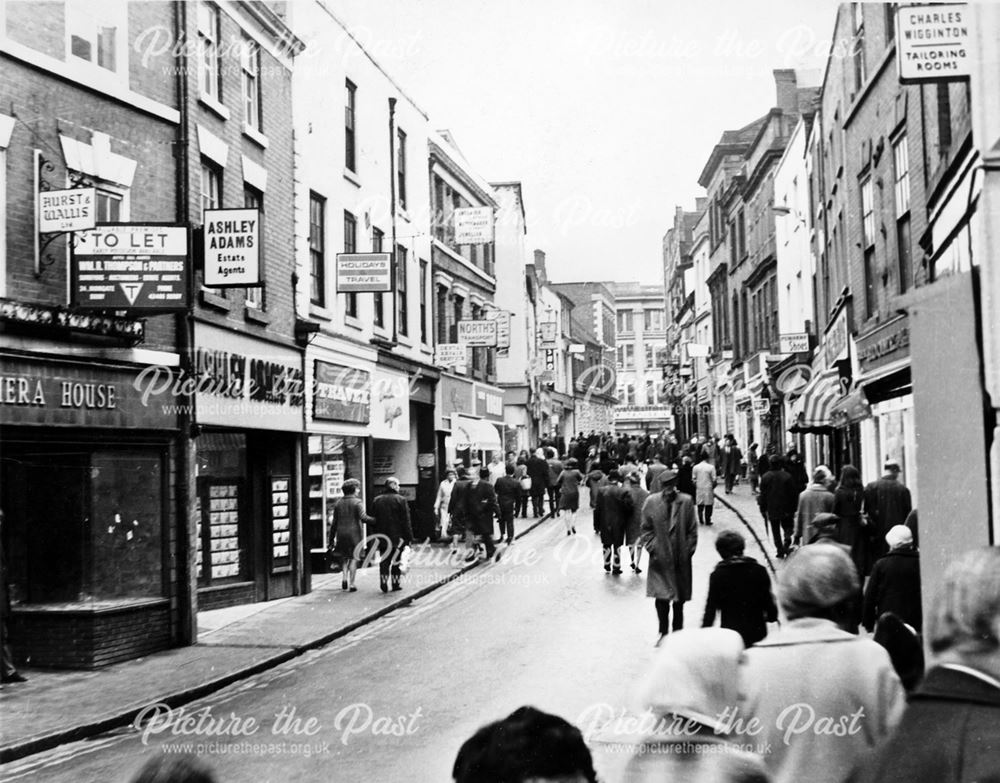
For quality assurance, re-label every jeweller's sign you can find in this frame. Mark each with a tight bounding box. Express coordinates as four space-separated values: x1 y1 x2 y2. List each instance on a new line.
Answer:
71 223 189 311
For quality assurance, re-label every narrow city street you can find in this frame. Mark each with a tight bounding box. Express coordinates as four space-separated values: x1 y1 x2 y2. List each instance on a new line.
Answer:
1 490 771 783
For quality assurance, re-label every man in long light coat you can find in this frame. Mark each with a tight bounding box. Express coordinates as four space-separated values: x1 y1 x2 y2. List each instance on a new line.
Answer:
639 470 698 645
691 453 717 526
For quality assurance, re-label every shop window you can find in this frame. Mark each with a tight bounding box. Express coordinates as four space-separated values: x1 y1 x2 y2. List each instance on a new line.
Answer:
196 433 249 585
307 435 365 552
3 445 165 606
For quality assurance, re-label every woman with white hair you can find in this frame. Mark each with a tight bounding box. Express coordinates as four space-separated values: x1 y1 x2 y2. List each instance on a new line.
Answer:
793 465 835 547
740 544 905 783
859 546 1000 783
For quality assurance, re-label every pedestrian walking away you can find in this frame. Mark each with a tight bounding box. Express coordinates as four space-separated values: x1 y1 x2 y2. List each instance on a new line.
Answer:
702 529 777 647
833 465 870 577
863 525 922 634
638 470 698 644
526 448 549 518
594 469 633 574
463 468 502 561
691 451 716 525
863 460 913 563
434 468 458 544
448 467 473 557
545 447 564 515
494 463 522 545
747 442 760 495
758 455 798 558
556 457 584 535
369 477 415 593
795 465 835 545
718 434 742 494
329 479 373 592
623 470 649 573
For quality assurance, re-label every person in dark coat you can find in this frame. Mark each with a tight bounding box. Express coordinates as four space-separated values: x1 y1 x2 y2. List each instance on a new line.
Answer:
463 468 502 561
639 470 698 643
758 455 799 558
644 454 667 492
544 448 564 516
702 530 777 647
859 546 1000 783
718 435 743 494
785 448 809 496
594 470 633 575
833 464 870 577
863 525 922 633
494 463 522 545
448 467 473 557
330 479 374 591
675 456 696 498
863 460 913 562
525 449 549 518
370 477 414 592
556 458 584 536
747 443 760 495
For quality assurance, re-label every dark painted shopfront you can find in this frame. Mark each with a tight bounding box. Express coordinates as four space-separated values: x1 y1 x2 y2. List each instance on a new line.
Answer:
1 352 178 668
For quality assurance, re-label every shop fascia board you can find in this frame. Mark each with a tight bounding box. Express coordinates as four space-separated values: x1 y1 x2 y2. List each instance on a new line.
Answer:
1 334 180 367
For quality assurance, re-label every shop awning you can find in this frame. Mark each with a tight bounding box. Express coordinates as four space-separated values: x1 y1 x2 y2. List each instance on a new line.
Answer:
788 370 841 433
451 415 502 451
829 389 872 426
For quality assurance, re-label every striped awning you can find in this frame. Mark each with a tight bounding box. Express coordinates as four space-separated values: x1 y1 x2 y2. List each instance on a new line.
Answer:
788 370 841 433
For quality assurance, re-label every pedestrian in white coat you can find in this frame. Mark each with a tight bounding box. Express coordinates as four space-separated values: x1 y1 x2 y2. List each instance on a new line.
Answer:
691 453 717 526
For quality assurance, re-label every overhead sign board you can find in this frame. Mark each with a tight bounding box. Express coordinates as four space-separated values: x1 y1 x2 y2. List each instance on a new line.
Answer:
685 342 710 358
71 223 189 311
457 319 498 347
453 206 494 244
484 309 511 353
39 187 95 233
896 4 971 83
823 308 850 369
203 208 261 287
540 321 557 346
435 342 468 368
774 364 813 395
779 333 810 354
335 253 392 293
313 361 370 424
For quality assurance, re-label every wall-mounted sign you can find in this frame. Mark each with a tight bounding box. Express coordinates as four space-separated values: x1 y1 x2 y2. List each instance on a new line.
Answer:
71 224 189 311
370 367 409 440
753 398 770 414
568 344 586 355
896 4 971 83
540 322 557 346
193 322 304 432
685 343 710 359
474 383 504 422
779 333 810 354
39 187 95 233
203 208 261 287
484 309 511 355
857 315 910 373
457 319 498 347
453 206 494 244
823 308 850 369
335 253 392 293
313 361 370 423
435 343 468 369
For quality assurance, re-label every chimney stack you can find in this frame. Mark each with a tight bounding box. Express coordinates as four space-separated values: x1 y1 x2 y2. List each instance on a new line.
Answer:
774 69 798 114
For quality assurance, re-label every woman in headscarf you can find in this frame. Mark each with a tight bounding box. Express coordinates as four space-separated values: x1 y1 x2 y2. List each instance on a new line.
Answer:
329 479 373 592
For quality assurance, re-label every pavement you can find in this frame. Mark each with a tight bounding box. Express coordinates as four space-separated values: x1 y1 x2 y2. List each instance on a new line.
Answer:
0 510 555 764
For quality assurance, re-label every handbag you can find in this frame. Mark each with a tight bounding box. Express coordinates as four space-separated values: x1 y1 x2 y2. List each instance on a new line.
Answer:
519 477 532 491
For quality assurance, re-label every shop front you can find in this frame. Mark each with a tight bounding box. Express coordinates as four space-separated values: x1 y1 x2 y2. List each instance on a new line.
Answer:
437 374 504 468
1 353 178 668
304 344 374 575
192 323 305 611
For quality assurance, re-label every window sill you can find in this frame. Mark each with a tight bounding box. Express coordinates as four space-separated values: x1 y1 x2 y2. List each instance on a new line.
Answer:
373 324 389 338
200 289 232 312
244 306 270 325
396 335 413 348
398 206 410 222
344 315 363 331
242 123 269 149
343 168 361 188
309 304 334 322
198 92 230 122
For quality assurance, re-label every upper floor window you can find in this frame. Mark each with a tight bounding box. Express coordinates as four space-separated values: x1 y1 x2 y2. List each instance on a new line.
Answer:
853 3 866 90
200 160 221 214
309 192 326 306
644 309 664 332
242 38 262 131
95 189 124 222
197 2 221 100
345 80 357 172
396 244 408 336
67 0 125 75
885 3 897 43
419 259 428 345
244 186 264 309
861 176 875 249
861 175 877 317
396 129 407 210
372 227 385 327
343 211 358 318
893 136 910 217
617 311 634 333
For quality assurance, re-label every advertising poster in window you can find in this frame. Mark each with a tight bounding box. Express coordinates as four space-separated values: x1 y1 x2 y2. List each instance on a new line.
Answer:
370 368 409 440
270 476 292 570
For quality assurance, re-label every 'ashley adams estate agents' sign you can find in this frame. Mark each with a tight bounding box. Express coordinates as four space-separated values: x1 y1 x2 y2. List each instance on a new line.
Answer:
71 223 189 311
203 208 262 287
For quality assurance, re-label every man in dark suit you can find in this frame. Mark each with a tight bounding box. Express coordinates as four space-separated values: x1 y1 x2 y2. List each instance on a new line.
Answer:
863 460 913 562
526 449 549 518
462 468 502 561
718 435 743 494
758 455 799 559
494 463 521 545
370 477 414 592
594 470 633 575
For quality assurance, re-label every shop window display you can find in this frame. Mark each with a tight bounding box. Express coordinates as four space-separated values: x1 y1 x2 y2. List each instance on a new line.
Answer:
308 435 365 552
196 433 249 585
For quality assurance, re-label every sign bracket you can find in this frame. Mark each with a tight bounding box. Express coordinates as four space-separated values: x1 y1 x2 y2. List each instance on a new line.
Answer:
35 153 94 279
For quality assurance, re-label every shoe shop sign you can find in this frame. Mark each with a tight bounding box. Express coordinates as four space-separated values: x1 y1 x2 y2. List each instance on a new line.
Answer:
71 223 189 311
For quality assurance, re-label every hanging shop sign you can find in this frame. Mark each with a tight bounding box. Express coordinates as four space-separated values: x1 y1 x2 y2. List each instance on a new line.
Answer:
457 319 498 347
437 373 474 430
39 187 96 233
370 367 410 440
313 361 370 424
335 253 392 293
774 364 813 395
484 309 511 355
193 323 304 432
822 308 850 369
435 342 468 369
203 208 262 287
857 315 910 373
540 322 557 346
453 206 494 244
779 333 810 354
896 4 971 83
71 224 189 311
